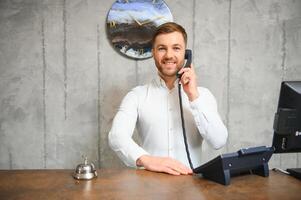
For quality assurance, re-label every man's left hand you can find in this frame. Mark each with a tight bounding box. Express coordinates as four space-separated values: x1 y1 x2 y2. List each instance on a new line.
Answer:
178 64 199 101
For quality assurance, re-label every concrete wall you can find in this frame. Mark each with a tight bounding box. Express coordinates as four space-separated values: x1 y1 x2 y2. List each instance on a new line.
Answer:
0 0 300 169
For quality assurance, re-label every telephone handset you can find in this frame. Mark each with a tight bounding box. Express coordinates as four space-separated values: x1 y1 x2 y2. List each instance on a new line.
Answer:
177 49 192 78
184 49 192 68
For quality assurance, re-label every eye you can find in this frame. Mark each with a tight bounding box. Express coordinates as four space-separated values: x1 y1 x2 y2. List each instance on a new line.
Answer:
173 46 181 51
158 47 166 51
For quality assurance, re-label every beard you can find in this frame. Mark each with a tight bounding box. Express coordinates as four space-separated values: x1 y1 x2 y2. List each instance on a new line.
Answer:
155 58 184 77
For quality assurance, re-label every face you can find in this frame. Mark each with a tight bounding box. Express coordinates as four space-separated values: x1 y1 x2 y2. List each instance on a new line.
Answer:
152 31 186 78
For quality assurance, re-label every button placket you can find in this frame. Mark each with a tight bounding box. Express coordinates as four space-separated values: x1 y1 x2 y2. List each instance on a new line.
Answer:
167 91 174 156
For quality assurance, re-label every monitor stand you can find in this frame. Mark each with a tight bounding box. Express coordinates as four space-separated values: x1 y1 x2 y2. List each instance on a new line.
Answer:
287 168 301 180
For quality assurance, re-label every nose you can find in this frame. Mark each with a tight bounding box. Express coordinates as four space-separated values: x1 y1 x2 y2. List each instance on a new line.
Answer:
165 48 173 59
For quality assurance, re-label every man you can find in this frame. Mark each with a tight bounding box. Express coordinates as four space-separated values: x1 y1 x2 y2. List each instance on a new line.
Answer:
109 22 228 175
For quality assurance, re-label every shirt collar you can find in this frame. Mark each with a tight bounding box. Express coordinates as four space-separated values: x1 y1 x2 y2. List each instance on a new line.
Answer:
154 73 179 90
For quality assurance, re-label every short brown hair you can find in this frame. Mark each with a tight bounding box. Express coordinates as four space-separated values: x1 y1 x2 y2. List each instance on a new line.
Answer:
152 22 187 47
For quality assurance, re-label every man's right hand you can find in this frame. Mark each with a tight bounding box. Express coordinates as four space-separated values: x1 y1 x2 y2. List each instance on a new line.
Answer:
136 155 193 175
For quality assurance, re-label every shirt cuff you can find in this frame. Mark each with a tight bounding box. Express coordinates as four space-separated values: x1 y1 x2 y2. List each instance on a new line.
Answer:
127 146 150 168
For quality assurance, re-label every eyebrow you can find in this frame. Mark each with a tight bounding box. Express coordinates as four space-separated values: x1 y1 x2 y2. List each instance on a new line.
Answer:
156 44 183 48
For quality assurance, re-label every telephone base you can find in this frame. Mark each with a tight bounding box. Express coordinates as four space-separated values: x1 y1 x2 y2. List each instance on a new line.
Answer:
193 146 274 185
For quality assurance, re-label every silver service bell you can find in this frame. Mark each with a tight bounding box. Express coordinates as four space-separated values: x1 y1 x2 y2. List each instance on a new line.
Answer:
73 156 97 180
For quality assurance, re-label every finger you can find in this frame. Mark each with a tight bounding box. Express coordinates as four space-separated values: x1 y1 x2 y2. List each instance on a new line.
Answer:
179 64 195 73
164 167 181 175
168 165 188 175
173 159 193 174
183 166 193 174
166 160 190 175
181 78 190 85
180 73 190 85
180 69 192 77
177 164 192 174
176 166 192 175
178 67 190 74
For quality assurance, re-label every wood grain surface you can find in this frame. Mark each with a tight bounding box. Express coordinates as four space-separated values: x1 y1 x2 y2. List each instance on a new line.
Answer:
0 169 300 200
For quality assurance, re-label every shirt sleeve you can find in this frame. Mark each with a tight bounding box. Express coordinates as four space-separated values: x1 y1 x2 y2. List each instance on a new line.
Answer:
189 87 228 149
108 88 149 168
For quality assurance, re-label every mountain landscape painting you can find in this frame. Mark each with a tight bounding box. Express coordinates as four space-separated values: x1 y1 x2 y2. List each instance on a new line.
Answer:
107 0 173 59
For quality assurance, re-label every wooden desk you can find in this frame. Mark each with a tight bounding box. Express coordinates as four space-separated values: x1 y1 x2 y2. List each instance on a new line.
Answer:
0 169 300 200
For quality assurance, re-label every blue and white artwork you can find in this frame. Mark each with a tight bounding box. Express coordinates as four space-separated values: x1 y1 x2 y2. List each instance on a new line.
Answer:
107 0 173 59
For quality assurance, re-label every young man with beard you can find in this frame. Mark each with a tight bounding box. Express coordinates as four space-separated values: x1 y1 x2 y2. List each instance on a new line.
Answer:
109 22 228 175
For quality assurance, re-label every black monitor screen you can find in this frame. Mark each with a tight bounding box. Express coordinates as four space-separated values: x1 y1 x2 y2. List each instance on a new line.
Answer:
272 81 301 153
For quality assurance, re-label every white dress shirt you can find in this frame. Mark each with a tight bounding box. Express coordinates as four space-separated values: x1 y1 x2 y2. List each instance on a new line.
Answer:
108 76 228 168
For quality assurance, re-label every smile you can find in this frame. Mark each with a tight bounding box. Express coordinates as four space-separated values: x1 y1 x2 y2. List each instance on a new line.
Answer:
163 60 177 65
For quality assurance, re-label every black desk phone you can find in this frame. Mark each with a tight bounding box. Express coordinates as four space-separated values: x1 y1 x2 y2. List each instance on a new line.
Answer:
177 49 274 185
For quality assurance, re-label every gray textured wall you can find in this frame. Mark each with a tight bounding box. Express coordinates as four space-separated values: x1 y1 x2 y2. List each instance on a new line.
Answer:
0 0 300 170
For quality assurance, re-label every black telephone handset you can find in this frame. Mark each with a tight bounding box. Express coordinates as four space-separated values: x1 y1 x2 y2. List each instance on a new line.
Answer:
177 49 192 78
184 49 192 68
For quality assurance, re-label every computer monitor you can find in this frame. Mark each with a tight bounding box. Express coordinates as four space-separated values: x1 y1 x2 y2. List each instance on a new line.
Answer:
272 81 301 179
